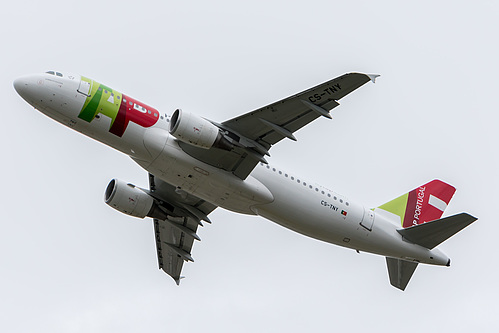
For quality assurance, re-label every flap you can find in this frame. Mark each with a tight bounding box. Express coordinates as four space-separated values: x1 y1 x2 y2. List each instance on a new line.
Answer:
149 174 217 284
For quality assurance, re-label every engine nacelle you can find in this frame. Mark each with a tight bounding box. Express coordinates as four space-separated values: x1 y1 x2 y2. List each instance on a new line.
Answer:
105 179 166 220
169 109 233 150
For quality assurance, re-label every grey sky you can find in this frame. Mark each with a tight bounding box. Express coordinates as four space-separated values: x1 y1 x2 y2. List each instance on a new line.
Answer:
2 0 497 331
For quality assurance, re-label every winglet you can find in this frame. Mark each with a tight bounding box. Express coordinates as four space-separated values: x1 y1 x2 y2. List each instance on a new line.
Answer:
367 74 380 83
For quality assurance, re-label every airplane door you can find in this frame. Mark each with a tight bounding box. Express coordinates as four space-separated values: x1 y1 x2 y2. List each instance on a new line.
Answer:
77 78 91 96
360 208 375 231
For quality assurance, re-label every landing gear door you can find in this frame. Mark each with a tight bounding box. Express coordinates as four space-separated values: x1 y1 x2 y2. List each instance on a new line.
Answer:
360 208 375 231
77 77 92 97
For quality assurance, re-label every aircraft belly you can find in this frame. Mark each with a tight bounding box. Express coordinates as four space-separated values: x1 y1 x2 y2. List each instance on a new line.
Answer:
139 141 274 215
250 166 367 246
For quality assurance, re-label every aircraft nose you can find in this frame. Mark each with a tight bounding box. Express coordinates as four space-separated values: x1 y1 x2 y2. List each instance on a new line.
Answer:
13 76 28 96
13 75 37 101
13 74 44 104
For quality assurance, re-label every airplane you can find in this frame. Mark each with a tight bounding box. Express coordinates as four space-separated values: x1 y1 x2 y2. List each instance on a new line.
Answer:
13 70 477 290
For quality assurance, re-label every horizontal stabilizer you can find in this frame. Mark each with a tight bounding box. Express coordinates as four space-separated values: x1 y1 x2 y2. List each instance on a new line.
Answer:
386 257 418 291
397 213 477 249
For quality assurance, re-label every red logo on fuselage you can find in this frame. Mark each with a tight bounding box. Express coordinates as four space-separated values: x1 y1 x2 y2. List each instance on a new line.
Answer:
110 94 159 137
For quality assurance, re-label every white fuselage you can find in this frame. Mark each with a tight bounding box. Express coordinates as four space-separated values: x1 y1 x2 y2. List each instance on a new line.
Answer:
14 72 450 267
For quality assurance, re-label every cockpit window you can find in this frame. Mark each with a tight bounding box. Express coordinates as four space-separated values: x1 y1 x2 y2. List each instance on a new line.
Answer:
45 71 63 77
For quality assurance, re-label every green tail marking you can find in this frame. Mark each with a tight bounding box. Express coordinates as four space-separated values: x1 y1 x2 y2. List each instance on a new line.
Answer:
377 192 409 225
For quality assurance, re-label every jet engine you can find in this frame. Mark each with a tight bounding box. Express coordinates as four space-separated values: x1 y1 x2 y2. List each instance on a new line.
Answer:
104 179 167 220
169 109 233 150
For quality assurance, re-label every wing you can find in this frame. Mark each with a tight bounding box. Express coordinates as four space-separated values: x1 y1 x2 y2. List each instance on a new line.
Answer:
178 72 378 179
148 174 217 284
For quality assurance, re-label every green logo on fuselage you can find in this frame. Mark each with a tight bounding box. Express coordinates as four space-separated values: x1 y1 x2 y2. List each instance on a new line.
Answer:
78 77 159 137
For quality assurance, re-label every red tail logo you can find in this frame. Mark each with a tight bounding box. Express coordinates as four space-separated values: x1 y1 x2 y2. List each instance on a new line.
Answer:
402 180 455 228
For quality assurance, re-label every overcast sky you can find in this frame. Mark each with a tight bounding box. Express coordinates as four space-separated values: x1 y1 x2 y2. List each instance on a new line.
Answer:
2 0 498 331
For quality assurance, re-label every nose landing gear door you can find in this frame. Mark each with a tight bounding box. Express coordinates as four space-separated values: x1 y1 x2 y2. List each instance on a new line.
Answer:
77 77 92 97
360 208 375 231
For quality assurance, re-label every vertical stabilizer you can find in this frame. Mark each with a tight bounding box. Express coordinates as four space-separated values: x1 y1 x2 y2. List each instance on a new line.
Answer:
386 258 418 291
377 180 456 228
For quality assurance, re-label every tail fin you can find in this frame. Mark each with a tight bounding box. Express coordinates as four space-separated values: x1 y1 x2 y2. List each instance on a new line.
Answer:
386 258 418 291
377 180 456 228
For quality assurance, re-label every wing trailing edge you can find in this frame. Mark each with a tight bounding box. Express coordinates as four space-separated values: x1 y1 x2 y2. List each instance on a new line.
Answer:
149 174 217 285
